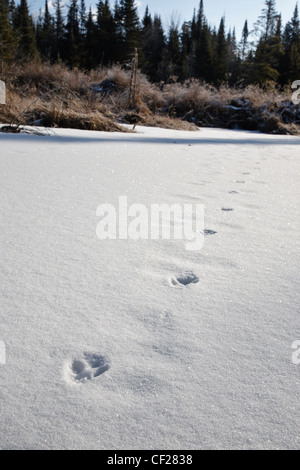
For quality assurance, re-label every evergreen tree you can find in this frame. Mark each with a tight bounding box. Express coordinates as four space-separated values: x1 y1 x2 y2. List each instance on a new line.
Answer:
37 0 55 61
216 17 228 83
191 8 197 42
64 0 80 67
83 7 98 68
167 19 182 79
227 27 239 83
196 0 205 35
142 14 165 82
282 3 300 83
255 0 279 42
97 0 116 66
119 0 140 61
113 0 124 62
269 15 284 72
194 21 214 82
13 0 37 60
142 5 151 30
0 0 16 62
180 21 192 79
140 6 152 74
252 1 284 84
79 0 87 34
239 20 249 61
53 0 65 61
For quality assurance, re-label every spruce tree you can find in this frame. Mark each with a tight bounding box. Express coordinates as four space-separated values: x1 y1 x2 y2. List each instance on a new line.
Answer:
216 17 228 83
0 0 16 62
83 7 98 68
239 20 249 61
37 0 55 61
142 5 151 30
227 27 239 83
194 21 214 82
140 6 152 75
167 20 182 79
255 0 279 42
142 14 165 82
97 0 116 66
197 0 205 35
79 0 87 35
53 0 65 61
252 1 284 84
180 21 192 79
282 4 300 83
64 0 80 67
119 0 140 61
13 0 37 60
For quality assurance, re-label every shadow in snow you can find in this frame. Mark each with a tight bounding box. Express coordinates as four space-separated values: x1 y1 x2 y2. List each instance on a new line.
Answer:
0 131 300 146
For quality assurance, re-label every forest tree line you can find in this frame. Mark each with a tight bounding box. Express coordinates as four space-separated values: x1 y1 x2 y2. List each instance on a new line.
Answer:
0 0 300 86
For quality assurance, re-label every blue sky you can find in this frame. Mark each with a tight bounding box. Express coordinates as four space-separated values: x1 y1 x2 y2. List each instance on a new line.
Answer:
28 0 298 39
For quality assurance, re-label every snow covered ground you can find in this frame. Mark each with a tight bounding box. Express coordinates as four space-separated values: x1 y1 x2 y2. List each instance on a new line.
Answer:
0 125 299 450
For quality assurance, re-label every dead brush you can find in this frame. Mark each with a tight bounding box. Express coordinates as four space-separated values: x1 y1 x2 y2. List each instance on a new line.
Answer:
1 62 299 135
40 106 127 132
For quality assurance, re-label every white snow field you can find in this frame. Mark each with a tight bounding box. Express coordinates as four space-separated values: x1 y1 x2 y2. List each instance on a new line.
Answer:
0 125 299 450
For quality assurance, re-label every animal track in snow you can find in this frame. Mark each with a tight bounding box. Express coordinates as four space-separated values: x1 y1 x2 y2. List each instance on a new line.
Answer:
204 229 217 235
66 352 110 384
171 272 199 287
229 190 239 194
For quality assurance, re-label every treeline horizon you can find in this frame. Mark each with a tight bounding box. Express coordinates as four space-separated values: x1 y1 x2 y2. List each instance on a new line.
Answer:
0 0 300 87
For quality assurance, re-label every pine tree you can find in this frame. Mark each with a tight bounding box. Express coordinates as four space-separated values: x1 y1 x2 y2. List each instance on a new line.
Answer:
191 8 197 42
282 3 300 83
197 0 205 35
83 7 97 68
167 19 182 79
37 0 55 61
252 1 284 84
255 0 279 42
227 27 239 83
142 5 151 30
119 0 140 61
216 17 228 83
140 6 152 74
0 0 16 62
239 20 249 61
180 21 192 79
79 0 87 34
192 1 214 81
113 0 124 61
53 0 65 61
64 0 80 67
97 0 116 66
13 0 37 60
194 21 214 82
142 14 165 82
269 15 284 72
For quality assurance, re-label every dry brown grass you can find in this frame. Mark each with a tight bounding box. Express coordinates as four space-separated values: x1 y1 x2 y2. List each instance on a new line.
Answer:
0 62 299 135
